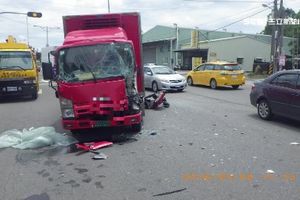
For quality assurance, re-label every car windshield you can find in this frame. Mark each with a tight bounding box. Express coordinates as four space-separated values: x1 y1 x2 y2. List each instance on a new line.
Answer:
0 51 32 70
222 65 241 71
57 43 135 82
152 67 175 75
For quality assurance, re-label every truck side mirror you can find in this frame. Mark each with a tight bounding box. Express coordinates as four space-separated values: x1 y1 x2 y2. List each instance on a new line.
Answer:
42 62 54 80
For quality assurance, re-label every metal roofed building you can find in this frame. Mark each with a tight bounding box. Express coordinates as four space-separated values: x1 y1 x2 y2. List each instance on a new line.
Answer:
142 25 295 71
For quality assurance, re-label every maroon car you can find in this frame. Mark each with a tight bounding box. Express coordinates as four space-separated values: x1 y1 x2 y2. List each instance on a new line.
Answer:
250 70 300 120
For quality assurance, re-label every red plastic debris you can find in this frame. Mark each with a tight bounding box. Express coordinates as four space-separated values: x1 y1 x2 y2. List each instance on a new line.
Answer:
90 141 113 150
76 141 113 151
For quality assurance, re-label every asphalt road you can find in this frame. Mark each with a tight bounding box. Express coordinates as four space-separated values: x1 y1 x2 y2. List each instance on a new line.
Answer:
0 81 300 200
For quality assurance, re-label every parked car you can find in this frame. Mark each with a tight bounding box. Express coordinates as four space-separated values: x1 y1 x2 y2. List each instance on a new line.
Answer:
186 61 246 89
144 65 187 92
250 70 300 121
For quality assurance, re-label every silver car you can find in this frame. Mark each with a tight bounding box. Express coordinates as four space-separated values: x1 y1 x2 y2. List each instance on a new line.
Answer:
144 65 187 92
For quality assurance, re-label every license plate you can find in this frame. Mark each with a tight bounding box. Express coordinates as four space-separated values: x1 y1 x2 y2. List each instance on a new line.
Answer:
7 86 18 92
95 121 110 127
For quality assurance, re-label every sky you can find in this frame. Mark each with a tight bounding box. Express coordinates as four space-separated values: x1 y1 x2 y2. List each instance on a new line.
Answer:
0 0 299 51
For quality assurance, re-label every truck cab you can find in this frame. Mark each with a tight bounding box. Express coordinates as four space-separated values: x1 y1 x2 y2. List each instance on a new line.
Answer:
42 13 144 132
0 36 39 99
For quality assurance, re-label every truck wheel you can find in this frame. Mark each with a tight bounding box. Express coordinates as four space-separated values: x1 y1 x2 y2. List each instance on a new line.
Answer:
152 82 159 92
32 90 38 100
131 123 142 133
210 79 217 89
257 99 272 120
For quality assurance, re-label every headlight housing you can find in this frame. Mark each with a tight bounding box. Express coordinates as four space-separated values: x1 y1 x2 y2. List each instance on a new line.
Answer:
60 97 74 119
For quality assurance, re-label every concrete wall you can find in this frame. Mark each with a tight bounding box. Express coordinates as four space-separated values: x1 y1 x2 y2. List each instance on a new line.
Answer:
198 37 271 72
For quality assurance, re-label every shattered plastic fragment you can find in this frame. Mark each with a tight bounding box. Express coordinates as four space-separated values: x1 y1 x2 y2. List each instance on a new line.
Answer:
92 153 108 160
266 170 275 174
0 127 77 149
76 141 113 151
153 188 187 197
90 141 113 150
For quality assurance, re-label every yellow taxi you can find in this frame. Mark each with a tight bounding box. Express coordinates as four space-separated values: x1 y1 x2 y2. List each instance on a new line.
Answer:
186 61 246 89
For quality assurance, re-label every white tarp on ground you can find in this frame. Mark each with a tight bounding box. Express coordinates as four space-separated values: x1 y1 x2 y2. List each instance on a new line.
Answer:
0 127 77 149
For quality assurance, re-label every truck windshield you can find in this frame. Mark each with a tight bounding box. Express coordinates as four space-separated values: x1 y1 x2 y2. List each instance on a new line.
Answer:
58 43 135 82
0 51 33 70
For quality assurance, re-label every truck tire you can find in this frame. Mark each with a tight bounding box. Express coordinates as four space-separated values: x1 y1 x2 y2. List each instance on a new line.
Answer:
32 90 38 100
131 123 142 133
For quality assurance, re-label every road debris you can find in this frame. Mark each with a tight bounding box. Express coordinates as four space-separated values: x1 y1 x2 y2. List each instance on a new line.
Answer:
92 153 108 160
153 188 187 197
150 132 157 136
266 170 275 174
0 127 77 149
76 141 113 151
290 142 300 145
144 91 169 109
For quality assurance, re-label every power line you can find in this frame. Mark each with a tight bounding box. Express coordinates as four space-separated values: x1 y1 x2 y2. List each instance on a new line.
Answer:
184 0 271 2
208 8 270 33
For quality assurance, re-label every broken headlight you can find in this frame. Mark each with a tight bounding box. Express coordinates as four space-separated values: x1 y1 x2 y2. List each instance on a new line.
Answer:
60 97 74 119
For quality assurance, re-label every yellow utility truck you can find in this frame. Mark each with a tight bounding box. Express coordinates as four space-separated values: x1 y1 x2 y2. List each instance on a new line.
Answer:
0 36 39 99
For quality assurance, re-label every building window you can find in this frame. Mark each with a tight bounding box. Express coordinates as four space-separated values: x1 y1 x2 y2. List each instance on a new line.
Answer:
237 57 244 64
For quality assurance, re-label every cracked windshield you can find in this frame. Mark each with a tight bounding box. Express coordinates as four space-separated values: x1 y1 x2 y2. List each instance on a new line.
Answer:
58 43 134 82
0 0 299 200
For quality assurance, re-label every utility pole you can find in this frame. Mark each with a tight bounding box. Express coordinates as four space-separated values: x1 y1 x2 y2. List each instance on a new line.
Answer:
33 25 60 47
277 0 284 71
271 0 278 73
271 0 285 73
0 11 42 45
173 23 179 68
108 0 111 13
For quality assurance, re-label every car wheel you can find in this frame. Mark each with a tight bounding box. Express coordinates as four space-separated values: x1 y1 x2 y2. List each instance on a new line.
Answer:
187 77 193 86
232 85 239 89
210 79 217 89
152 82 159 92
257 99 272 120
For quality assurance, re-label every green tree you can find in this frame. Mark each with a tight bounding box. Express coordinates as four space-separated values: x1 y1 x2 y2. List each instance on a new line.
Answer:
262 8 300 57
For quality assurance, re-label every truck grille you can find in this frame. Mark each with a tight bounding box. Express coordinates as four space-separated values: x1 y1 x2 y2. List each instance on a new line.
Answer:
0 80 23 86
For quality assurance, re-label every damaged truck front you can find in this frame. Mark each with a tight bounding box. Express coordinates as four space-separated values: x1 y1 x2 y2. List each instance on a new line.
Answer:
42 13 144 132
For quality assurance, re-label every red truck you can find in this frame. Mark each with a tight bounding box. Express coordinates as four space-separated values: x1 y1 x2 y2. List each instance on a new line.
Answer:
42 13 144 133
